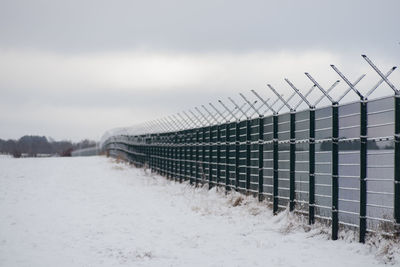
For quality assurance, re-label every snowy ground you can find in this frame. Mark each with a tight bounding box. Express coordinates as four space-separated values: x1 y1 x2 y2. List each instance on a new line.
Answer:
0 156 398 267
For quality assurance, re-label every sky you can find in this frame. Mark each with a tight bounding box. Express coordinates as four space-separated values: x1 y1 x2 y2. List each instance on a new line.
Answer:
0 0 399 142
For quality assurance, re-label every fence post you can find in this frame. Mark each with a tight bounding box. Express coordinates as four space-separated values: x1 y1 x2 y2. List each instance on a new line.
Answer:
155 137 158 173
160 136 163 175
360 56 399 231
142 138 145 169
135 144 141 166
148 138 151 171
161 137 165 175
177 133 181 182
309 107 316 224
146 136 150 171
359 99 368 243
158 136 161 175
160 138 163 174
305 73 342 239
189 131 194 184
249 89 278 207
332 102 339 240
146 137 149 171
184 131 188 181
209 125 213 189
235 122 240 190
158 137 165 175
246 119 251 193
141 139 144 167
164 137 168 176
152 138 155 172
156 137 160 173
196 130 200 186
174 132 178 181
167 137 171 177
284 79 318 221
395 94 400 227
137 142 140 167
258 115 264 201
168 136 171 179
141 140 144 167
178 133 181 179
273 114 279 214
151 136 154 172
202 127 206 185
170 135 173 179
176 134 180 180
330 64 376 242
161 136 164 176
267 85 297 213
158 138 161 174
226 123 231 191
153 137 156 172
182 134 186 180
164 136 167 178
156 139 159 173
148 136 154 171
159 137 162 174
289 110 296 211
217 125 221 186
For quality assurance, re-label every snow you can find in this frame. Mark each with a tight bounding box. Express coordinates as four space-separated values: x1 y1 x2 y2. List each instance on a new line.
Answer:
0 156 398 267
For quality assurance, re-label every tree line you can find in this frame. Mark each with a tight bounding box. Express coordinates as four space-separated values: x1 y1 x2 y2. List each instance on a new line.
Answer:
0 135 98 157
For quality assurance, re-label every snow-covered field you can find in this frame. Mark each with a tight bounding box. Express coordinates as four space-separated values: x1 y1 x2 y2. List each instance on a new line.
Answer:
0 156 398 267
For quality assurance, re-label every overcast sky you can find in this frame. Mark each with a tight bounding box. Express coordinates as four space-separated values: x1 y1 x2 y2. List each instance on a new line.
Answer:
1 0 399 141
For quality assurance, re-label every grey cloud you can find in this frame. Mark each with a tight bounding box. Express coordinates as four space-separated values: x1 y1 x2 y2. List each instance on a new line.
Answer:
0 0 399 56
1 0 399 141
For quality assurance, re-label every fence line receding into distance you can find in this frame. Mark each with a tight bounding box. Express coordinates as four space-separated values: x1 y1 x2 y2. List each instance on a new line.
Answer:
103 55 400 243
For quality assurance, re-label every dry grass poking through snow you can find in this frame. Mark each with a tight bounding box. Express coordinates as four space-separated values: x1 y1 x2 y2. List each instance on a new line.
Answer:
4 156 394 267
121 160 400 265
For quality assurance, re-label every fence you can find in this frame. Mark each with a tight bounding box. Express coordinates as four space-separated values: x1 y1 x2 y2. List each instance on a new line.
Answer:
71 146 100 157
103 55 399 243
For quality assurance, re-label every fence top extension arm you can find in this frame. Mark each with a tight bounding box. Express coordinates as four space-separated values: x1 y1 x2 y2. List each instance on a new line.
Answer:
312 80 341 106
202 104 220 124
177 113 195 129
146 122 155 134
159 118 176 133
236 97 260 118
331 61 396 101
285 78 315 109
159 117 175 133
365 66 397 98
242 99 259 117
149 121 160 134
218 99 238 121
141 122 151 135
194 107 212 126
209 102 229 122
251 89 277 115
182 111 203 129
168 115 186 131
334 74 365 103
148 120 160 134
362 55 398 95
330 65 365 100
228 97 248 120
189 110 206 127
172 114 190 130
239 92 262 117
305 72 339 105
267 84 295 112
159 118 175 132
